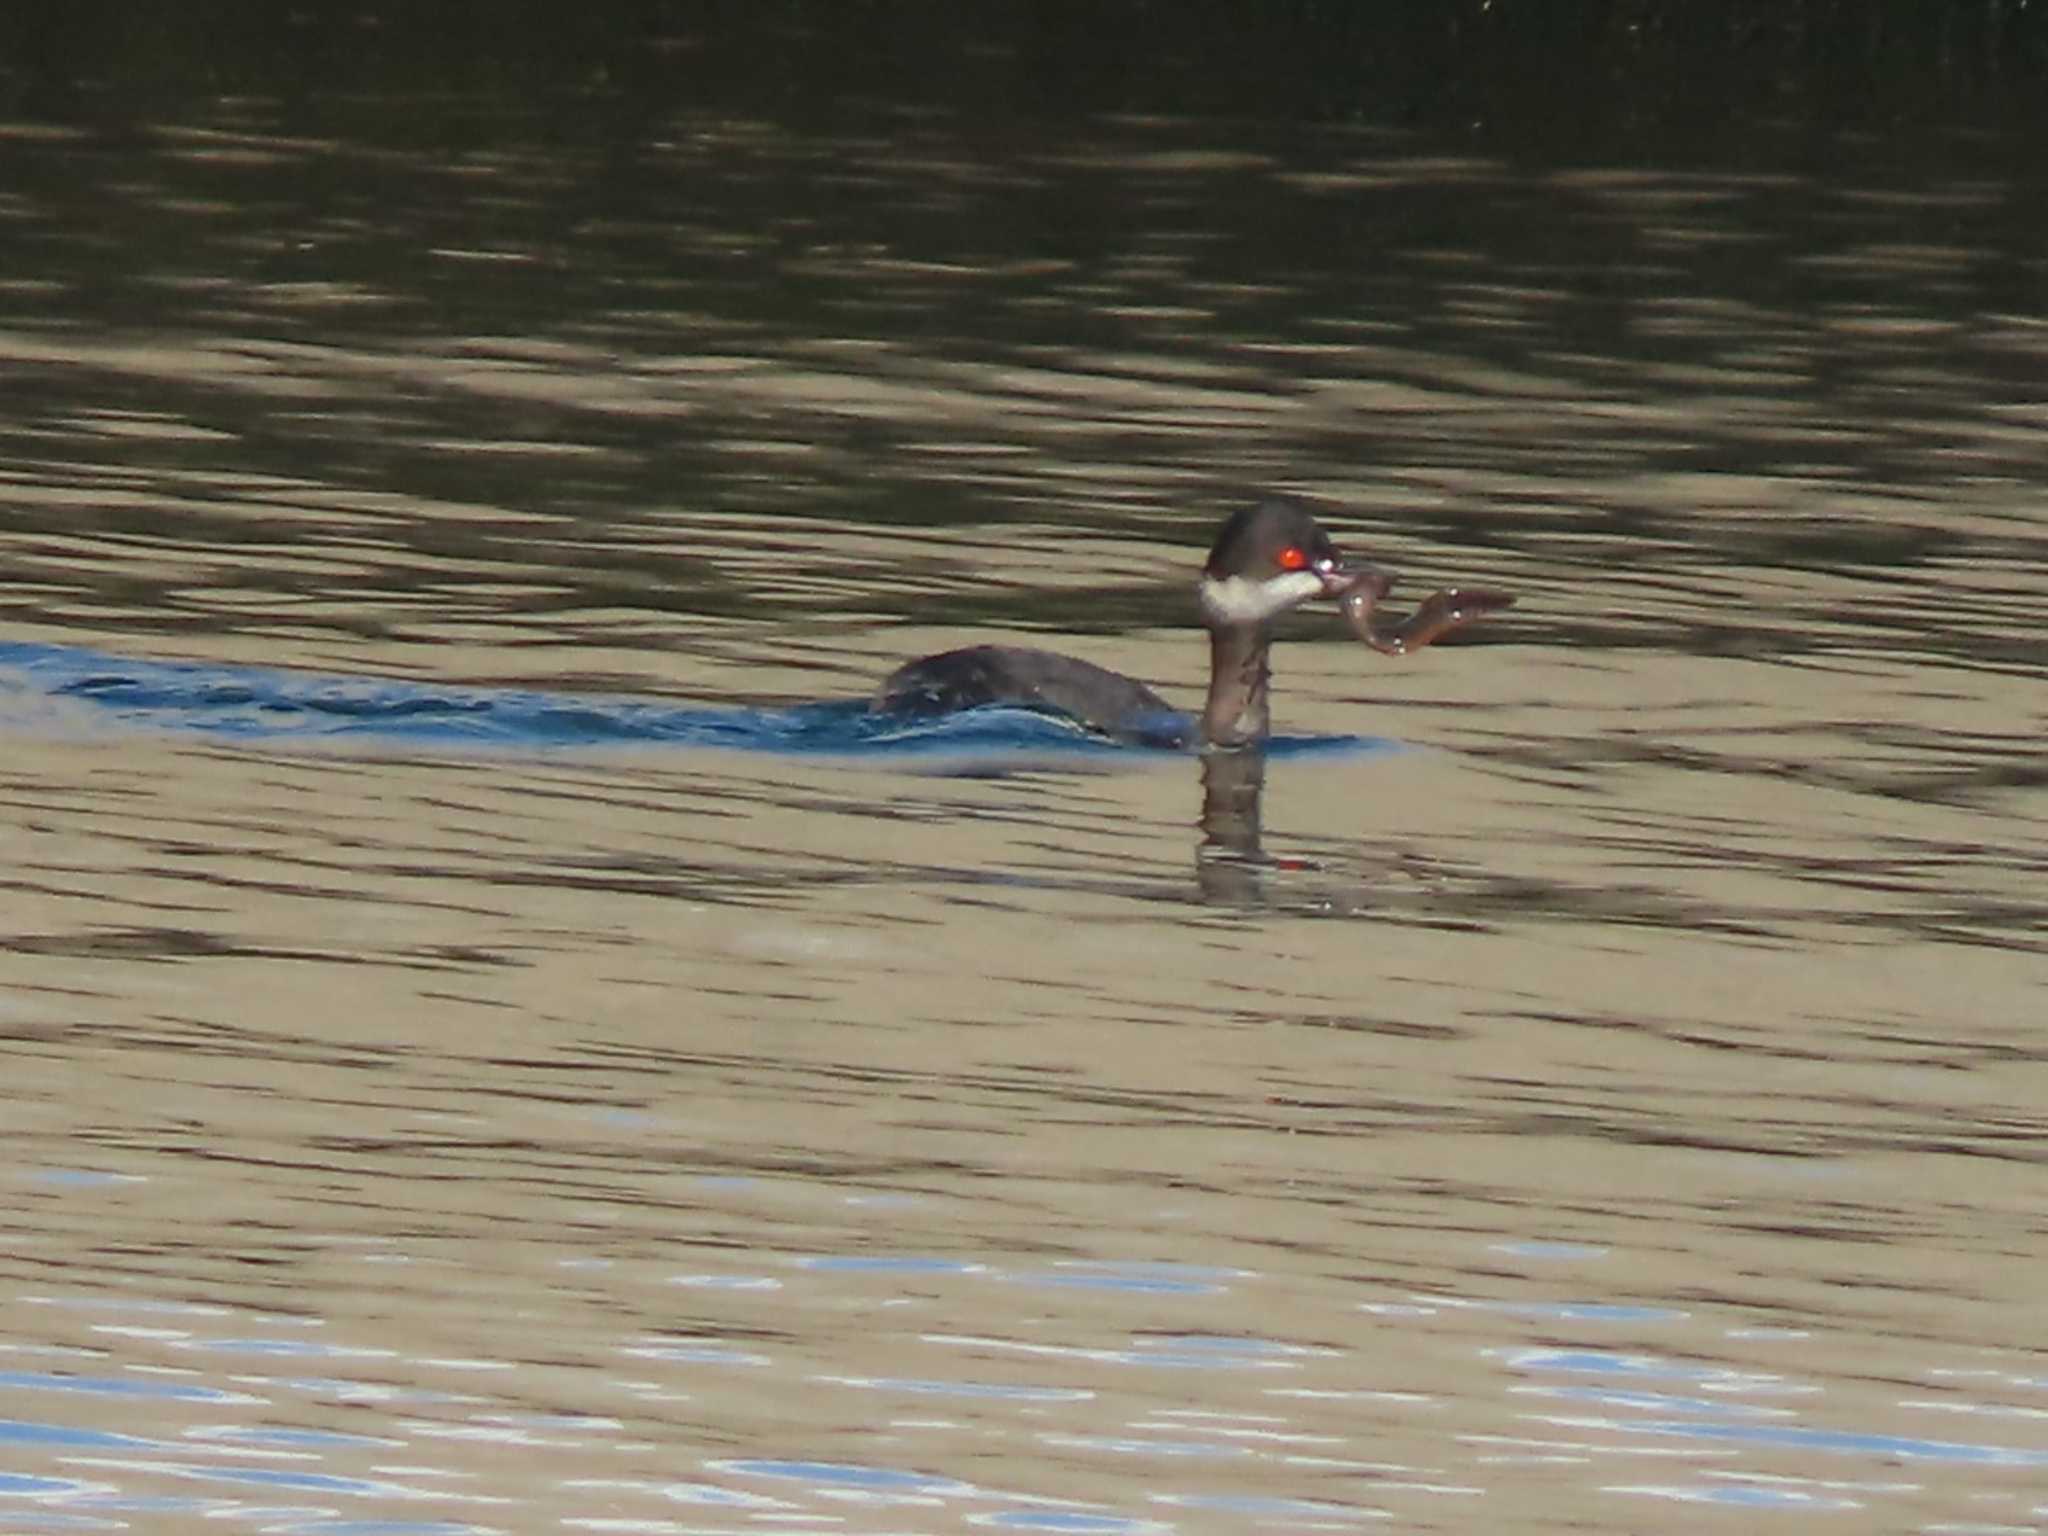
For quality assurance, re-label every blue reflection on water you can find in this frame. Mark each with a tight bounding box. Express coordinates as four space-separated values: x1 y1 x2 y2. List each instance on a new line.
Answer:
262 1523 493 1535
182 1339 386 1359
1464 1300 1679 1322
1489 1241 1609 1259
131 1465 394 1495
187 1425 401 1449
1609 1483 1858 1509
0 1471 98 1494
1525 1385 1788 1419
1501 1348 1754 1383
793 1255 986 1274
1627 1418 2048 1465
0 1373 254 1405
974 1512 1164 1532
0 641 1377 762
712 1459 973 1494
1040 1434 1249 1459
822 1376 1092 1402
1130 1335 1314 1368
1005 1261 1237 1296
0 1420 153 1449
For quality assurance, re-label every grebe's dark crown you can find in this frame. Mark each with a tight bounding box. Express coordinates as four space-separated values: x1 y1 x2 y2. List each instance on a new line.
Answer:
1203 496 1341 581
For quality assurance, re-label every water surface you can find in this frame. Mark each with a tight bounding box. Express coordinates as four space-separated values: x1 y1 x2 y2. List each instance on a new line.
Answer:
1 81 2045 1536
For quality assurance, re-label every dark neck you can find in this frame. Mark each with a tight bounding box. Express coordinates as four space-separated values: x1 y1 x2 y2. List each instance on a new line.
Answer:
1202 623 1272 748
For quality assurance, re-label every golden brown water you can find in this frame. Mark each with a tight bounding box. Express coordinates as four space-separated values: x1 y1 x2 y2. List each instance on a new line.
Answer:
1 100 2046 1533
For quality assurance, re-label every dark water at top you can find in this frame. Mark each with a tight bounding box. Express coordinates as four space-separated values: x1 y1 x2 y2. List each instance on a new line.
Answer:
1 39 2046 1536
5 83 2045 659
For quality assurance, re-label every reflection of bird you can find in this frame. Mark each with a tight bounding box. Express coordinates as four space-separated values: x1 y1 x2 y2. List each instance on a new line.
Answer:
875 497 1510 750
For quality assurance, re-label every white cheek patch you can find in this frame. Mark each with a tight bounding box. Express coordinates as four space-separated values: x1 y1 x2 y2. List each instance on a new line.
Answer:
1198 570 1329 625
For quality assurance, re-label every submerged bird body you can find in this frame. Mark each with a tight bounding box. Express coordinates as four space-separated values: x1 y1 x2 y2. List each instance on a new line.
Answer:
875 644 1183 746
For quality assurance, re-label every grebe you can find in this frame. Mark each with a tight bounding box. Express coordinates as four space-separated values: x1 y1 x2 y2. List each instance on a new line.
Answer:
875 496 1509 749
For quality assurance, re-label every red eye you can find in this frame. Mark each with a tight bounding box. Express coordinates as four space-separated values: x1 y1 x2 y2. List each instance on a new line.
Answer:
1277 545 1308 571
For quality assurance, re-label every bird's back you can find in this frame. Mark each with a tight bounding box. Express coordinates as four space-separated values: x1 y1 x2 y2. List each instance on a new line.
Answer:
874 645 1185 745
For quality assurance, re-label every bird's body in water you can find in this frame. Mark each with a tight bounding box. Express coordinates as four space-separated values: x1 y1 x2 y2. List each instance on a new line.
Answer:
874 497 1511 750
874 643 1183 745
